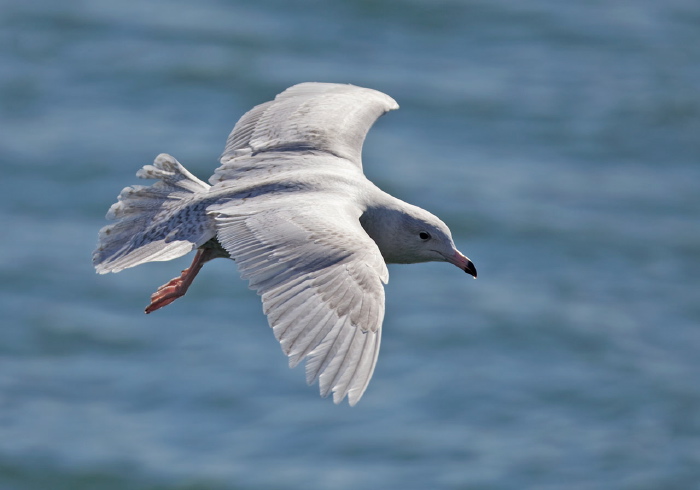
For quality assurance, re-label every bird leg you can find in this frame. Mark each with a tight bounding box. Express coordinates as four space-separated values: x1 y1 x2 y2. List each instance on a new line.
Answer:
145 247 218 314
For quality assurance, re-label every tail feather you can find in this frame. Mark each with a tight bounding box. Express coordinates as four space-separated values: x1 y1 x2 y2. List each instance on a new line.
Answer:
93 153 215 274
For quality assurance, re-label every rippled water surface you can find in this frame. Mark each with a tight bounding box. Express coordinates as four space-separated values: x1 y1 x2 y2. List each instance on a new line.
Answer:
1 1 699 489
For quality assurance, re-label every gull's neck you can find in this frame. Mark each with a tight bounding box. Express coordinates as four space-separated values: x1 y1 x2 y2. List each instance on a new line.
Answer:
358 187 417 264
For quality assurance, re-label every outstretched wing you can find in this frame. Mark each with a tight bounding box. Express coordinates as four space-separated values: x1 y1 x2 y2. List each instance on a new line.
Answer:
211 82 399 184
211 197 389 406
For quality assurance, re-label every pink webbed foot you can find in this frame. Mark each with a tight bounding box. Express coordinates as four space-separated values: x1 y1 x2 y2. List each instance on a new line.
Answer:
144 248 217 314
145 272 192 313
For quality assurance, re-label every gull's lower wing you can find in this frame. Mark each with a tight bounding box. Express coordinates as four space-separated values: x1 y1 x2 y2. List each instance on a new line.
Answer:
211 196 389 406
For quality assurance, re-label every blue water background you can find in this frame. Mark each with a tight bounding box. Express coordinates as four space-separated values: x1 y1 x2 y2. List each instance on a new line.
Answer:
1 1 699 488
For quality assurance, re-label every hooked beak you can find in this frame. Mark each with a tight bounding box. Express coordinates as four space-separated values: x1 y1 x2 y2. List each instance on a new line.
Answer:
448 250 477 278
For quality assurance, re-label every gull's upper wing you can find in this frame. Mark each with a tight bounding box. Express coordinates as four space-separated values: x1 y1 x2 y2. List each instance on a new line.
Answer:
211 83 398 184
211 196 389 406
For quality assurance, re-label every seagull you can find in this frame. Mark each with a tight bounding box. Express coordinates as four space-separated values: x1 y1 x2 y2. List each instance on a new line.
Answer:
93 82 476 406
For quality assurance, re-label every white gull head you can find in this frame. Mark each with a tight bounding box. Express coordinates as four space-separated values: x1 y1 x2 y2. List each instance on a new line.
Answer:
360 200 476 276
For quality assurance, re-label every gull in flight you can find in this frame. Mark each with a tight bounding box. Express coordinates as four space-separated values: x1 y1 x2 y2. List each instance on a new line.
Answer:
93 83 476 405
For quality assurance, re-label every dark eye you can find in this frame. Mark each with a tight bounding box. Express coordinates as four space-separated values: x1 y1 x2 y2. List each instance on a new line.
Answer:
419 231 431 240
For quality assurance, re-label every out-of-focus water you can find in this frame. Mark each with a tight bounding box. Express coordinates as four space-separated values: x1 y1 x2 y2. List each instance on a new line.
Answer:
1 1 699 488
